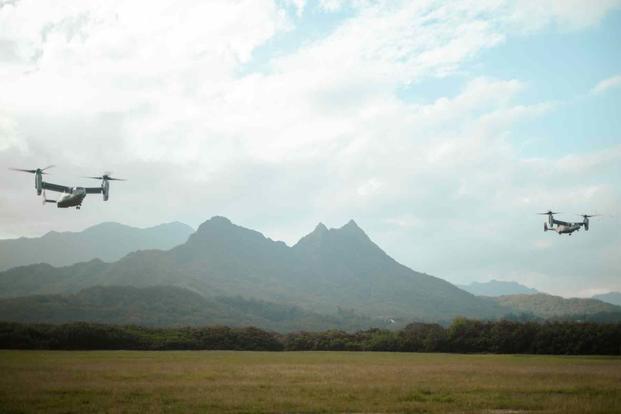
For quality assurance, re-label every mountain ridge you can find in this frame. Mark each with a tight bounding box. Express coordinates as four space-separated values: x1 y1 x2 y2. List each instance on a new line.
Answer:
592 292 621 307
494 293 621 318
0 221 194 272
0 216 502 321
458 280 540 297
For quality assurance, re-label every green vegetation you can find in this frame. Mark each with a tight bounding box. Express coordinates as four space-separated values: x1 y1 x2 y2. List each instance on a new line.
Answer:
2 319 620 355
2 285 619 333
0 286 381 332
0 351 619 413
494 293 621 318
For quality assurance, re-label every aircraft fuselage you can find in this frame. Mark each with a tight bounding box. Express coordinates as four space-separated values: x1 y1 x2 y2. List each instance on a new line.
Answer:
56 188 87 209
554 224 582 234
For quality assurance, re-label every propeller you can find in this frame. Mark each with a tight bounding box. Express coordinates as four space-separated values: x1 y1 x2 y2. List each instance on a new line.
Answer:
578 214 600 219
84 172 126 181
9 165 55 174
537 211 560 215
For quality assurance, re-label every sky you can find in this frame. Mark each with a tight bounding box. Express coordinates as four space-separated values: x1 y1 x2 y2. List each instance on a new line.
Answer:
0 0 620 297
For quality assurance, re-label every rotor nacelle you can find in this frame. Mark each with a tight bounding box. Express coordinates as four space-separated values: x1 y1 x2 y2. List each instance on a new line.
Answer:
9 165 54 196
85 172 125 201
103 178 110 201
578 214 598 231
538 211 559 228
35 170 43 195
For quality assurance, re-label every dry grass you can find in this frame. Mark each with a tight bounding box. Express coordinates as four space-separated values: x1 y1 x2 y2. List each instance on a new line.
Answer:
0 351 620 413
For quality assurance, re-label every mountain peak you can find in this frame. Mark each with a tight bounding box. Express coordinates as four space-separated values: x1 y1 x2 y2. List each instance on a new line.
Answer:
208 216 232 225
195 216 233 233
314 223 328 233
83 222 130 232
187 216 284 251
337 219 369 240
341 219 360 230
293 223 328 250
293 219 379 256
458 280 540 297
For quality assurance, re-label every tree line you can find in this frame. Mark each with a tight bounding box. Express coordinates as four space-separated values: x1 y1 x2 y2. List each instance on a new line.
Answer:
1 318 619 354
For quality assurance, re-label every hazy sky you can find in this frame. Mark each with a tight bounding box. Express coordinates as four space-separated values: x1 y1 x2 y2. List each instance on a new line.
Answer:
1 0 620 297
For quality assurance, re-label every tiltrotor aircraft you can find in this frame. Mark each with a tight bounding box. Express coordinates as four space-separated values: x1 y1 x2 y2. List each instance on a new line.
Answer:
10 165 125 209
538 211 599 236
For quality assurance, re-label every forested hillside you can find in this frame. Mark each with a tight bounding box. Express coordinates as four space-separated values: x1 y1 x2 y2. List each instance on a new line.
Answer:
0 286 382 332
494 293 621 319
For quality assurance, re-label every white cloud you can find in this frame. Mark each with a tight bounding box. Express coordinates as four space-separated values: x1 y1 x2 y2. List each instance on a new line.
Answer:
0 112 27 152
554 145 621 174
592 74 621 94
509 0 621 31
0 0 288 114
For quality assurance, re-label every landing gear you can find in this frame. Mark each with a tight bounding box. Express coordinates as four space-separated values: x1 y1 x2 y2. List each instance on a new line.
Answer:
76 205 81 210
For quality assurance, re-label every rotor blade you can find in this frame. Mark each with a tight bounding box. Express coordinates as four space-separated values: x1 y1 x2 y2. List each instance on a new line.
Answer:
537 211 560 215
83 176 126 181
41 165 55 171
9 168 37 174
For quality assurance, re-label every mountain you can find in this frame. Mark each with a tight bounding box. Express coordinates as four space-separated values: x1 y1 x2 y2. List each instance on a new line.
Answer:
0 222 194 271
289 220 501 319
0 286 382 332
592 292 621 307
0 216 503 321
458 280 539 296
494 293 621 318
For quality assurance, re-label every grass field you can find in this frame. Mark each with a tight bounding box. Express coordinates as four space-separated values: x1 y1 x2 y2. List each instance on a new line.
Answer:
0 351 620 413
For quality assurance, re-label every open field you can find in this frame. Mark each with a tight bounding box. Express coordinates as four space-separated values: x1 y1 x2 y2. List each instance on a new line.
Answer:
0 351 620 413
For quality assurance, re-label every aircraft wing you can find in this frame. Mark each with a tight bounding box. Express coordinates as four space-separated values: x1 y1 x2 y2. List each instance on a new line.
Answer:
552 218 570 226
41 181 71 193
85 187 103 194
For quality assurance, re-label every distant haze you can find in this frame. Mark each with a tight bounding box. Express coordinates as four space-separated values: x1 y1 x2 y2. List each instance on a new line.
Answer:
458 280 540 297
0 222 193 271
593 292 621 307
